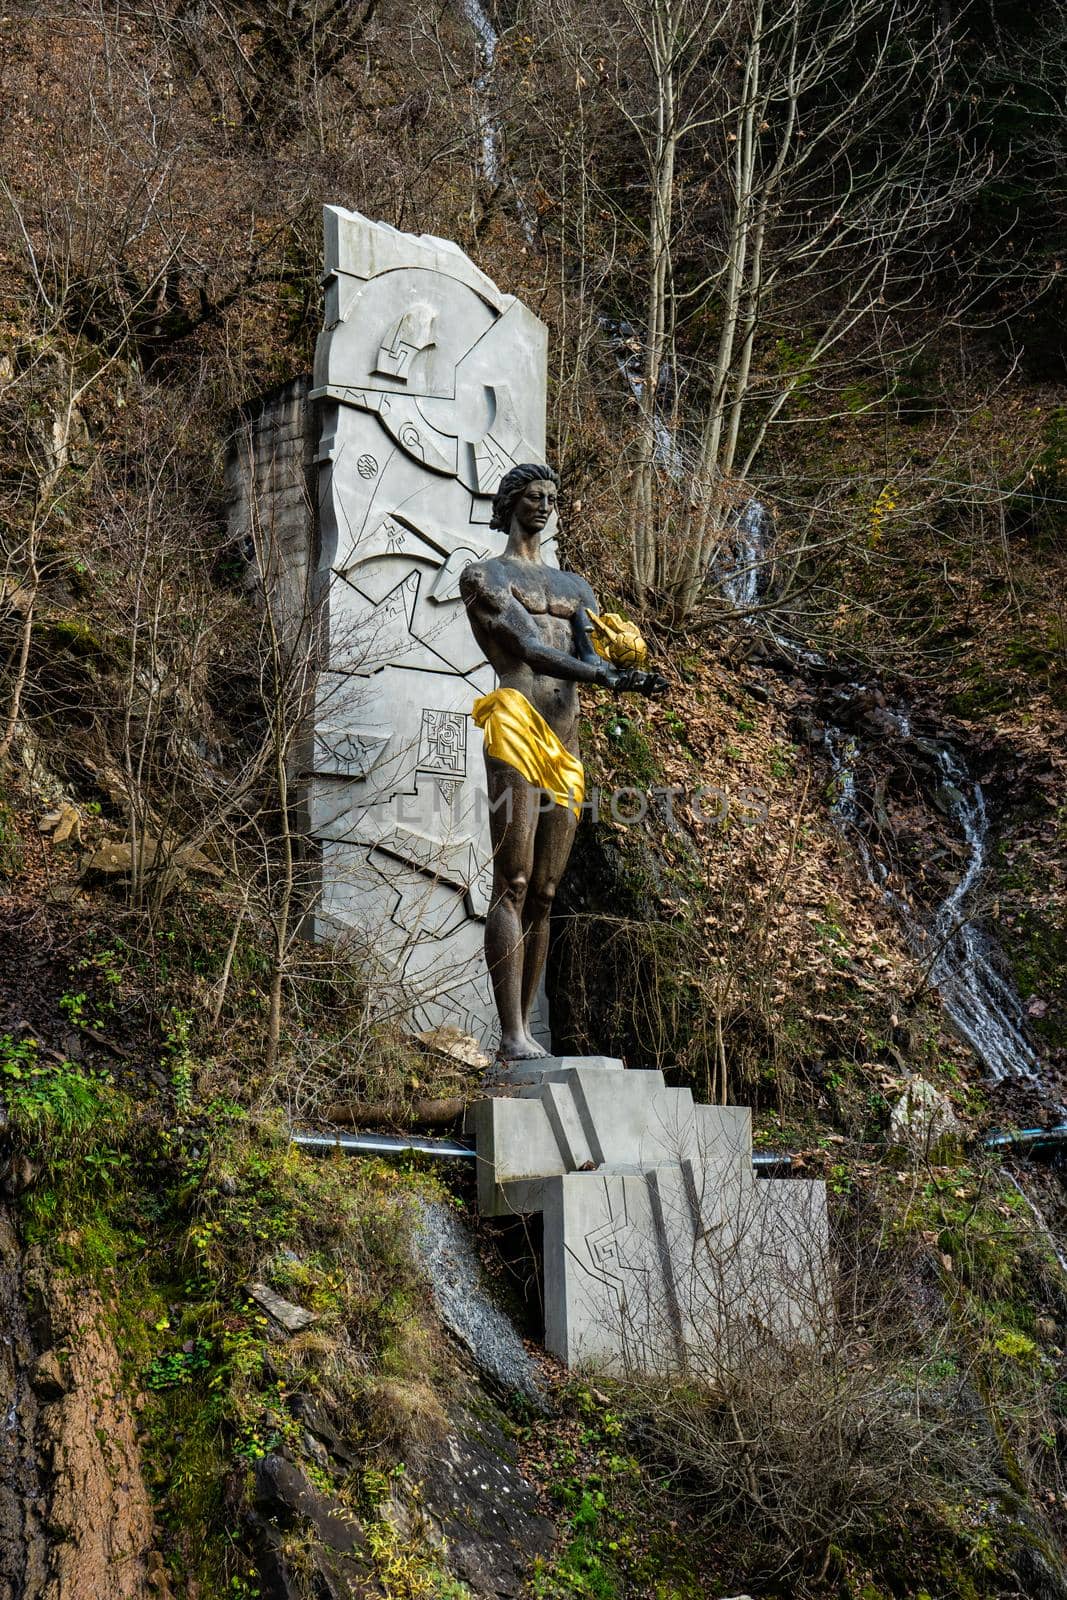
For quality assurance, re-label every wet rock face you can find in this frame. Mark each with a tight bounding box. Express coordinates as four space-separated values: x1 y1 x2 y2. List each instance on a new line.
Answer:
250 1455 375 1600
251 1407 554 1600
259 1192 556 1597
0 1219 166 1600
414 1200 546 1406
251 1386 554 1599
1010 1532 1067 1600
418 1406 554 1598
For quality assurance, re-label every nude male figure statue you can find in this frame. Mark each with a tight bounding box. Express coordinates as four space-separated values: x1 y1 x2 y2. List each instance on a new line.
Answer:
460 463 665 1062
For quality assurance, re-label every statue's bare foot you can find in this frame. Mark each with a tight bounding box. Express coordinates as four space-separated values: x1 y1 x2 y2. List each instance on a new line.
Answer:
496 1032 548 1062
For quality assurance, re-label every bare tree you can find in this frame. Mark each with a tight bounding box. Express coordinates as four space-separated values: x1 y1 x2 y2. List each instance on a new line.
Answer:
526 0 991 617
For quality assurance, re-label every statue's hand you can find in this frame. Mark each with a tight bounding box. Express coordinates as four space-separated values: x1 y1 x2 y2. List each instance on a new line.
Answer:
613 667 668 697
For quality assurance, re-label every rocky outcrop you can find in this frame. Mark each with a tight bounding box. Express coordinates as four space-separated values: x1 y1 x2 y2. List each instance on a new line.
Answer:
416 1405 555 1597
250 1454 376 1600
0 1216 167 1600
250 1384 554 1599
0 1212 48 1600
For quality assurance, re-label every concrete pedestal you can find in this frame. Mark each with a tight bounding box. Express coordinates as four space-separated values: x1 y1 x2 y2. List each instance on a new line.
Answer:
474 1061 829 1373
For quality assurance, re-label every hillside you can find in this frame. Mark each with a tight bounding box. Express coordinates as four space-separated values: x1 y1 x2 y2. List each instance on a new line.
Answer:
2 3 1066 1598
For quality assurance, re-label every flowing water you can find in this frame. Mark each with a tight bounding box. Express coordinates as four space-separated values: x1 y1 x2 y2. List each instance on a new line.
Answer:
723 502 1044 1087
457 0 501 184
719 498 770 611
599 317 688 480
922 746 1040 1081
457 0 538 242
457 2 689 473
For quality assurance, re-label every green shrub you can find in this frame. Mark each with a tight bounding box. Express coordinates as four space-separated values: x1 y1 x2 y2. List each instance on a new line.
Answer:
0 1033 119 1141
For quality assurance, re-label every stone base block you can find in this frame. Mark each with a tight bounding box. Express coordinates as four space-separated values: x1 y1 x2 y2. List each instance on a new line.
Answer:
484 1054 623 1091
543 1163 829 1371
473 1060 830 1374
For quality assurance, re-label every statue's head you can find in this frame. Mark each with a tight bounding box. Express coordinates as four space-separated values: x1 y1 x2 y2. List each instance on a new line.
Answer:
490 462 559 534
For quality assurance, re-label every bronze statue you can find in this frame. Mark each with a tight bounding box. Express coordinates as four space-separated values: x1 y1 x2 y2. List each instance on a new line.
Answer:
461 464 665 1061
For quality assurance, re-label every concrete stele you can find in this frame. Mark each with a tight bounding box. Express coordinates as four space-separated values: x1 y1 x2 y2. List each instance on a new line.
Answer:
310 206 554 1047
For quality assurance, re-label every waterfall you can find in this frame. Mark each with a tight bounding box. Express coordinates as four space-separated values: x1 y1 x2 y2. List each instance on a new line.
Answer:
721 501 1043 1086
719 498 770 611
828 724 1040 1080
457 0 501 184
923 748 1040 1081
457 0 538 243
599 317 688 480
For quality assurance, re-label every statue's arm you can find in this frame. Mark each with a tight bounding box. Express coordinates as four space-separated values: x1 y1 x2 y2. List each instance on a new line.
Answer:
572 602 603 668
461 566 612 686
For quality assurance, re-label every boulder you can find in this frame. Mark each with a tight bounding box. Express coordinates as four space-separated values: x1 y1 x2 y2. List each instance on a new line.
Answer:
888 1077 963 1152
412 1026 490 1073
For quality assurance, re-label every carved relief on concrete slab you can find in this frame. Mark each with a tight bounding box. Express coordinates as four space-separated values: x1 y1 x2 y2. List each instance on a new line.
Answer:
309 206 553 1045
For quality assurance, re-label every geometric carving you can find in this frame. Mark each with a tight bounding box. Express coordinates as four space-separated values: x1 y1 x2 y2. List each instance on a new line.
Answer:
584 1205 642 1289
471 430 513 497
417 709 467 776
399 418 432 463
434 776 460 810
314 727 390 779
476 1065 831 1373
309 206 552 1047
373 303 437 382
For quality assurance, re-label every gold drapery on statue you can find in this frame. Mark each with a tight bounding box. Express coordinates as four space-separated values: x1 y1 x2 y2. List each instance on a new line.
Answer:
472 688 585 816
586 611 648 668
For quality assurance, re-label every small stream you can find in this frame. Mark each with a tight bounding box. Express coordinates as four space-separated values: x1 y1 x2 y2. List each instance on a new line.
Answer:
457 0 538 242
599 318 688 480
457 0 501 185
921 746 1040 1081
456 0 691 481
723 502 1045 1089
720 499 772 612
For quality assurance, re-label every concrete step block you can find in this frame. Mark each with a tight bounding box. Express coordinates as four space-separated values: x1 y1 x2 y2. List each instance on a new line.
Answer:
486 1054 623 1092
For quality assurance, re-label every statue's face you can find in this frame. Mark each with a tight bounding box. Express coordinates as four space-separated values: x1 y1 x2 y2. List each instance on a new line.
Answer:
512 478 557 535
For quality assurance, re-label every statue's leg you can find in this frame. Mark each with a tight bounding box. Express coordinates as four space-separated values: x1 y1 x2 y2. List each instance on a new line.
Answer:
521 796 578 1043
484 754 540 1060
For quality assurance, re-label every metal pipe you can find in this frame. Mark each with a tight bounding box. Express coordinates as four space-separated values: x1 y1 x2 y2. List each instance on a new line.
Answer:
752 1151 797 1172
982 1124 1067 1157
292 1130 476 1160
292 1127 801 1170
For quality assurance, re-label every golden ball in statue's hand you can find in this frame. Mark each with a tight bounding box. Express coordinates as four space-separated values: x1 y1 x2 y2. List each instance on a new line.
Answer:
587 610 648 670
